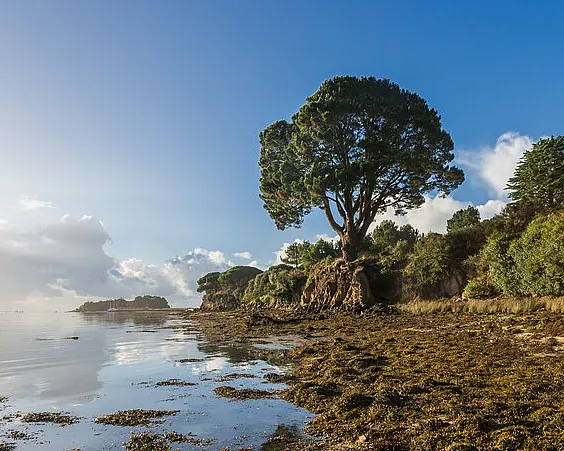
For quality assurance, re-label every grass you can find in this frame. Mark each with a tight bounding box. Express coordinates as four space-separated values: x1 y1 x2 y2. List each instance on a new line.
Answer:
399 295 564 315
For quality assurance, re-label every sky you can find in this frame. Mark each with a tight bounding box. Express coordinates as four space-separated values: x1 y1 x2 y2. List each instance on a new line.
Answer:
0 1 563 310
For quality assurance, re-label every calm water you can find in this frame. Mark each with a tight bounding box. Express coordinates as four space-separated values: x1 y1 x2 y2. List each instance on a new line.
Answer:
0 311 313 450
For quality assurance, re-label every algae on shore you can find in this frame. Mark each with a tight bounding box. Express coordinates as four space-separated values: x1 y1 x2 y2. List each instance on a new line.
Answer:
95 409 178 427
214 386 276 400
21 412 79 426
184 308 564 450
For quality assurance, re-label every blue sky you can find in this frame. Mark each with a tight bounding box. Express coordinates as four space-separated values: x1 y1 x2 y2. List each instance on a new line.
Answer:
0 1 562 308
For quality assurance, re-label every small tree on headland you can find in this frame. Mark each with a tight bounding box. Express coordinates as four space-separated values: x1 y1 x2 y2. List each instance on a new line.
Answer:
258 76 464 262
507 136 564 210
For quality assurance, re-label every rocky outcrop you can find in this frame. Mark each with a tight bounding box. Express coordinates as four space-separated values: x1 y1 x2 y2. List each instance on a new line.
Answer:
200 292 239 311
299 258 402 312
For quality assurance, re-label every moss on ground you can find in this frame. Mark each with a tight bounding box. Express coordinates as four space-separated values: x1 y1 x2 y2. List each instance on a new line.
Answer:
184 308 564 450
95 409 178 427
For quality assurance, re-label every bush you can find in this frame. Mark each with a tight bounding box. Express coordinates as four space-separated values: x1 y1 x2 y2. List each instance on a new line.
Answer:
404 233 451 298
463 277 496 299
480 212 564 296
480 230 521 295
243 265 307 309
510 212 564 296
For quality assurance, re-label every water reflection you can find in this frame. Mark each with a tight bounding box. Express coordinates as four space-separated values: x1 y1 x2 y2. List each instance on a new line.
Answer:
0 311 313 450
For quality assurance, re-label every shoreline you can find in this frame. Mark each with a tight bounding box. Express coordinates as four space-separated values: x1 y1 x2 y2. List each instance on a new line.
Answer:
180 307 564 450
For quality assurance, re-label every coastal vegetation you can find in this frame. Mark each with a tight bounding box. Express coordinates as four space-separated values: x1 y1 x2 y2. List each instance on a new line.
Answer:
75 295 170 312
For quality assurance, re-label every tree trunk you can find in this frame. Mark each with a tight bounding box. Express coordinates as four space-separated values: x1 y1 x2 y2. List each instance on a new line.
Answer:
341 231 359 262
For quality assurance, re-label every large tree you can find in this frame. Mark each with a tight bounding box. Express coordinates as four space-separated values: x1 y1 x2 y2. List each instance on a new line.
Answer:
507 136 564 210
259 76 464 261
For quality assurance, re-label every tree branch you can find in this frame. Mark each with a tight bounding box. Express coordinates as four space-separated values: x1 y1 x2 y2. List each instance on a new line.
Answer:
321 195 344 234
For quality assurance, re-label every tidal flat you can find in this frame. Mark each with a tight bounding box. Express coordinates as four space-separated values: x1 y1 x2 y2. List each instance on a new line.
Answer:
3 308 564 450
0 311 312 450
185 308 564 450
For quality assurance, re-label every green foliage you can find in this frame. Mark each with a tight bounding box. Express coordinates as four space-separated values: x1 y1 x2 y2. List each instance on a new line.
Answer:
507 136 564 210
196 272 221 293
280 239 339 268
217 266 263 287
480 230 520 295
404 233 452 298
243 265 307 309
198 266 263 311
76 296 170 311
367 220 420 271
510 212 564 296
480 213 564 296
463 277 496 299
281 242 302 267
259 76 464 261
371 220 419 254
447 206 480 233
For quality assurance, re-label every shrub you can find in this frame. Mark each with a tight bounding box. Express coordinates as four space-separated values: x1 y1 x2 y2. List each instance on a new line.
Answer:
404 233 451 298
510 212 564 296
243 265 307 309
463 277 496 299
480 212 564 296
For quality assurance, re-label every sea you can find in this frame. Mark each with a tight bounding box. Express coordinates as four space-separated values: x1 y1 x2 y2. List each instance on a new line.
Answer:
0 310 313 450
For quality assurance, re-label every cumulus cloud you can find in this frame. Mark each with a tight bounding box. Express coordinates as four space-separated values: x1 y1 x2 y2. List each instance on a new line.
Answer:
233 251 253 260
20 196 55 210
372 195 506 234
0 216 231 311
458 132 533 198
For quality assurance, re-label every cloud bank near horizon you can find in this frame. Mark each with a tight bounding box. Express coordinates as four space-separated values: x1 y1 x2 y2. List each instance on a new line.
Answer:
0 215 247 311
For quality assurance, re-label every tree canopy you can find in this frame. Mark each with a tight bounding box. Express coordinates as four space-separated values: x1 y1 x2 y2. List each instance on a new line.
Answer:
507 136 564 210
446 206 481 233
259 76 464 261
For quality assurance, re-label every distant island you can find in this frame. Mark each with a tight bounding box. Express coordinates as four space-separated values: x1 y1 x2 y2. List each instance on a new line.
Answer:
74 295 170 312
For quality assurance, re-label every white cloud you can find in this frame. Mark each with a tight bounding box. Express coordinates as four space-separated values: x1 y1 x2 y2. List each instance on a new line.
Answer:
0 216 231 311
458 132 533 198
20 196 55 210
476 199 506 219
233 251 253 260
372 195 506 235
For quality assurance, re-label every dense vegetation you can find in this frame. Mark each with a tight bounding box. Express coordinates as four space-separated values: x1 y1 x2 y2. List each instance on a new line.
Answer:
76 295 170 312
198 134 564 311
